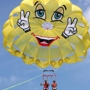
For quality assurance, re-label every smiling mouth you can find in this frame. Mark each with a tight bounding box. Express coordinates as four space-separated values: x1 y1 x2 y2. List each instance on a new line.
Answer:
31 33 60 46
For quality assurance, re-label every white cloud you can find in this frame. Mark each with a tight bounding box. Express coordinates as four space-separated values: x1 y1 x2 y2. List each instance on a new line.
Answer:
84 7 90 33
84 7 90 23
0 77 8 84
79 0 90 6
0 75 21 86
84 0 90 6
9 76 19 84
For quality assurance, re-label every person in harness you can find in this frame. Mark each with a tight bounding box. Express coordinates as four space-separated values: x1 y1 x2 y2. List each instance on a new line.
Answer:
40 80 50 90
51 80 57 90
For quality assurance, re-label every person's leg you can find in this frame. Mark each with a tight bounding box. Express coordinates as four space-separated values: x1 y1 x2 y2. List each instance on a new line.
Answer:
43 88 47 90
45 89 48 90
53 88 56 90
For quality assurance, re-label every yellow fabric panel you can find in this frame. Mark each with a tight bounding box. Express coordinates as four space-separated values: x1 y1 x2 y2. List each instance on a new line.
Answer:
12 32 32 52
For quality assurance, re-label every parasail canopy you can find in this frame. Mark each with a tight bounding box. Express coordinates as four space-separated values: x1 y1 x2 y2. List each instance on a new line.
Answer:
2 0 90 68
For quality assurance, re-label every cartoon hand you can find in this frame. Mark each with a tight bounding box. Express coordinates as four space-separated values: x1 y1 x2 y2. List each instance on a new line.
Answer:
17 10 30 33
62 17 78 38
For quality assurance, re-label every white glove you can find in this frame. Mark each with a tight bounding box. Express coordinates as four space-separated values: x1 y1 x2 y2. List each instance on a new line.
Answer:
62 17 78 38
17 10 30 33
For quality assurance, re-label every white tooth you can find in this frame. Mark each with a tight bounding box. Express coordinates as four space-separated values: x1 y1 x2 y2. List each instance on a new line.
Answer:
47 38 55 40
36 36 55 40
36 36 41 38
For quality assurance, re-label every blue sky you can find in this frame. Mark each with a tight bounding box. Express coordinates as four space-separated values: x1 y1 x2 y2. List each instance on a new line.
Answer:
0 0 90 90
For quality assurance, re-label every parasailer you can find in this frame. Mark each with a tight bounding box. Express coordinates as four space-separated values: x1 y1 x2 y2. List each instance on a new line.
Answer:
40 80 50 90
41 70 57 90
51 80 57 90
42 69 56 80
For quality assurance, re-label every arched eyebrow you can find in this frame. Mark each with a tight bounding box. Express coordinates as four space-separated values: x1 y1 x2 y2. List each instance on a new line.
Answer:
62 5 67 10
34 2 67 10
34 1 39 6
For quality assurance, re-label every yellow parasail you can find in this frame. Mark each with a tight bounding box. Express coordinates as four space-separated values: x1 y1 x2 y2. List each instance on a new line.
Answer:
2 0 90 68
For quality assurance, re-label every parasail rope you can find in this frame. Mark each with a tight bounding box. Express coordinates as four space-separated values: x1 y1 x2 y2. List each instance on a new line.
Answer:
32 64 43 71
3 74 42 90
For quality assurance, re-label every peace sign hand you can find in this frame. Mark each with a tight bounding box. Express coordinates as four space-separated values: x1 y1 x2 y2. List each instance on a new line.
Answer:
17 10 30 33
62 17 78 38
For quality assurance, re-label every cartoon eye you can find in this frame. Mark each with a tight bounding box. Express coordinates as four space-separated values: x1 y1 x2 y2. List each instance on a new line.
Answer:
52 12 63 21
35 9 46 19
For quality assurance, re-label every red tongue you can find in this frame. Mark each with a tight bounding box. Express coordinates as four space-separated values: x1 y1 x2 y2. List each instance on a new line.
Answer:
41 41 48 44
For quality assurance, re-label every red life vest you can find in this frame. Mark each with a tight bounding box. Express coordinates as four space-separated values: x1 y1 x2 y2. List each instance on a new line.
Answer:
44 83 49 88
52 83 57 87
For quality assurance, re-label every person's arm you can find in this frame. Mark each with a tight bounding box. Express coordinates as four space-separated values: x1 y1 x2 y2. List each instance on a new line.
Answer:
56 83 57 86
40 83 44 86
47 83 49 87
